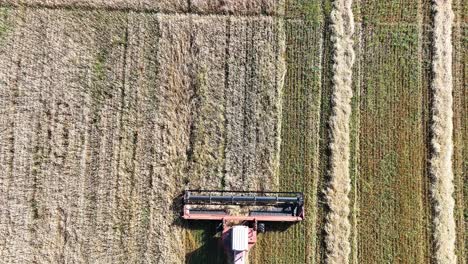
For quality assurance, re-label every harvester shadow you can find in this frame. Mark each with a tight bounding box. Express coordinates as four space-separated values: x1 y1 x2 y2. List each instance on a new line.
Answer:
171 193 226 264
261 221 295 232
183 221 227 264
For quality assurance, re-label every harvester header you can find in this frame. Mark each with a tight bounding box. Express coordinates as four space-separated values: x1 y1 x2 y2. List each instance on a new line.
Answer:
184 189 303 205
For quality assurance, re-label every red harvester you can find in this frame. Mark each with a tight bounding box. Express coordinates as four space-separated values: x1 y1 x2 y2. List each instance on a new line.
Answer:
182 190 304 264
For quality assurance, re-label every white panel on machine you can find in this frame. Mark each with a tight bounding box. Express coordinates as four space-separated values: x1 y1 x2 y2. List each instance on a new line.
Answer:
231 226 249 251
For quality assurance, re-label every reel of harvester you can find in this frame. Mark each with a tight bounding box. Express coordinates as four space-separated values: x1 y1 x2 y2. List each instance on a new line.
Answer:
182 190 304 264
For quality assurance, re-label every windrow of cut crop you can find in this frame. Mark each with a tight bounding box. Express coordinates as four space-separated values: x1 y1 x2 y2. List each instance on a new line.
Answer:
324 0 355 263
430 1 457 263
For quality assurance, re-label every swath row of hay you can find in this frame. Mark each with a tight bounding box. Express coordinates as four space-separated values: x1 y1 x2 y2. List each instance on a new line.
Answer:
430 0 457 263
324 0 354 263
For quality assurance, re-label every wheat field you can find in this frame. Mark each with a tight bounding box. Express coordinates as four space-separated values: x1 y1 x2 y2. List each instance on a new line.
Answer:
0 1 465 263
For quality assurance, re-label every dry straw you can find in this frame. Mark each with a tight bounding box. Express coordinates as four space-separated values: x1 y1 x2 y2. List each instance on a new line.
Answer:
431 1 457 263
324 0 355 263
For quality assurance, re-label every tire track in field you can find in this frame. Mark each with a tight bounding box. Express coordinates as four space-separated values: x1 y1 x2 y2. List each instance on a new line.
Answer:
430 1 457 263
324 0 355 263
